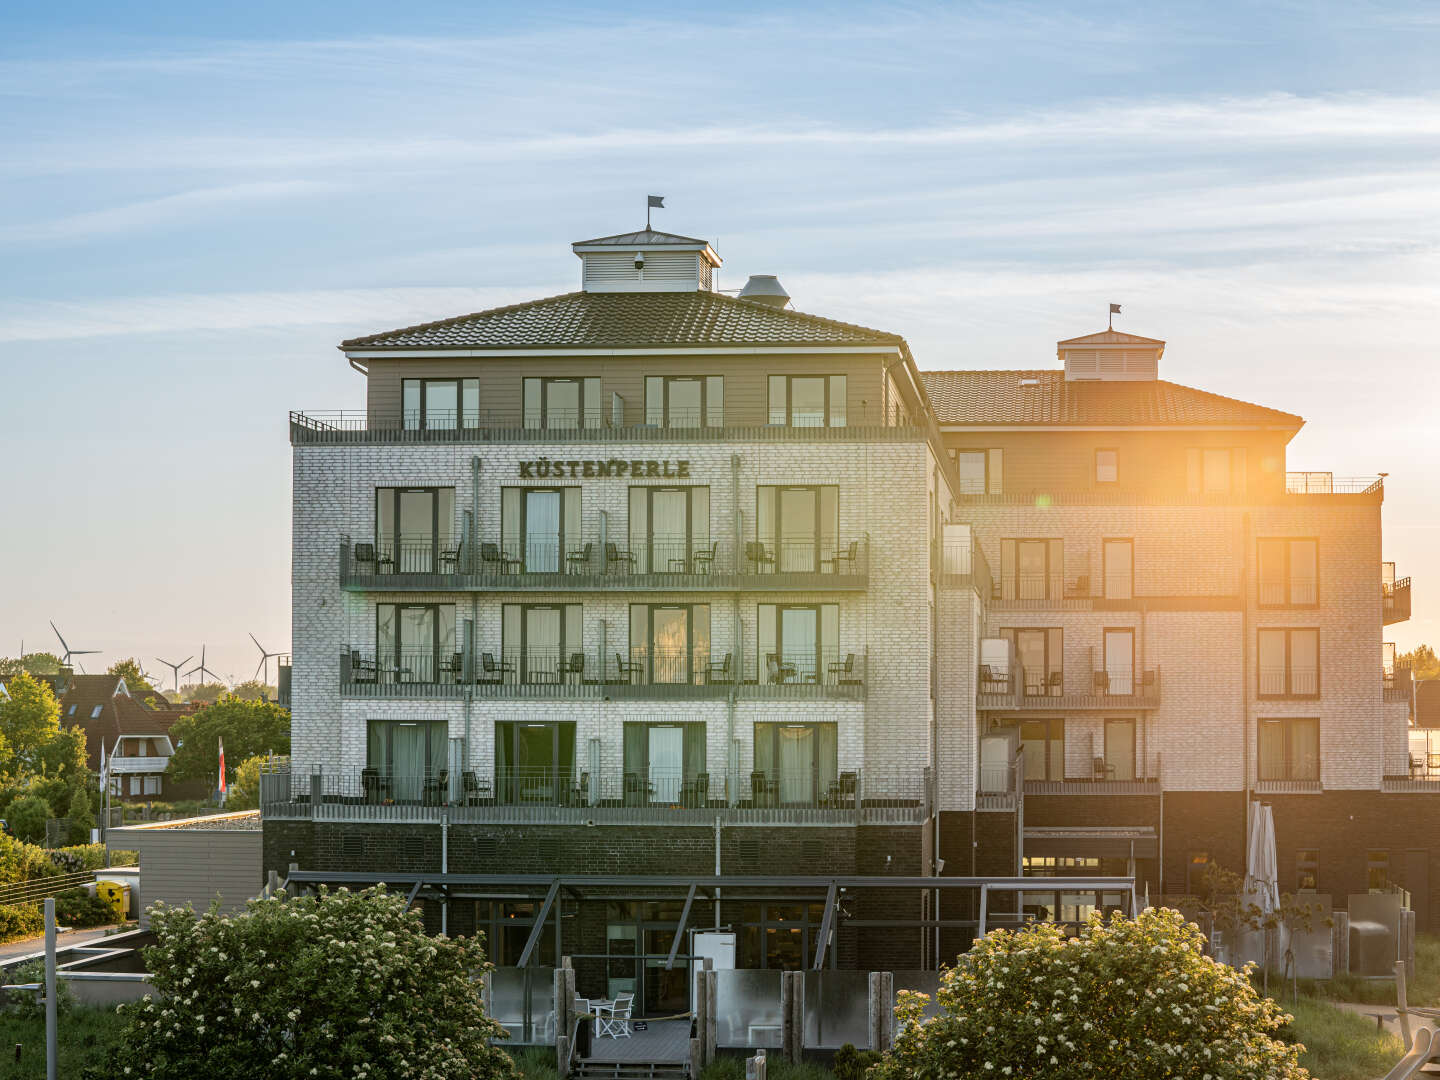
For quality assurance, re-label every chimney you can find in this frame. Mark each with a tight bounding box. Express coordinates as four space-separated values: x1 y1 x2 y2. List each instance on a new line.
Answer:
737 275 790 309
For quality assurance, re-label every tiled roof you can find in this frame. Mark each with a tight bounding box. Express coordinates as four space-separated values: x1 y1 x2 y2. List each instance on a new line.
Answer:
341 291 906 351
921 370 1303 427
113 695 179 736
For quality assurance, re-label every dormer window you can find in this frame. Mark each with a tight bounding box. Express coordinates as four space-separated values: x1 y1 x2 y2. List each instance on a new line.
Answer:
572 230 720 293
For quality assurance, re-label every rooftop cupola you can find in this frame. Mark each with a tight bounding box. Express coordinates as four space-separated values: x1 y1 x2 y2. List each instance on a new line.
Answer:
1058 329 1165 382
572 229 721 294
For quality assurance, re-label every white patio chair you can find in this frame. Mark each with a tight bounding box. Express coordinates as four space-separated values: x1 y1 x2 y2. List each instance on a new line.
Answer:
596 992 634 1038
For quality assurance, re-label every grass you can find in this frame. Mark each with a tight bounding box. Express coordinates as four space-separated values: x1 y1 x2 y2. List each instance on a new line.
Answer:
1292 932 1440 1008
700 1054 838 1080
0 1005 127 1079
1282 995 1404 1080
507 1046 563 1080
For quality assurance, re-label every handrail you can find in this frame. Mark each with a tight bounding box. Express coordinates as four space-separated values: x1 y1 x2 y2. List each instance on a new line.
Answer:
1379 1022 1436 1080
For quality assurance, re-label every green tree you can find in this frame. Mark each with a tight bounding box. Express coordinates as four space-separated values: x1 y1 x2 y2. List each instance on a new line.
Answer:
229 679 277 702
64 785 95 845
103 886 518 1080
872 908 1305 1080
227 754 266 811
0 653 62 678
177 681 226 704
30 726 89 786
6 795 51 845
1401 643 1440 681
166 696 289 787
105 658 155 694
0 671 57 767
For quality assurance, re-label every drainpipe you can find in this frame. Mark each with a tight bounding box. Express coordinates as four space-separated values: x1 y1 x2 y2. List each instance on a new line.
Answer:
714 816 723 928
730 454 742 804
441 813 449 936
1242 511 1252 869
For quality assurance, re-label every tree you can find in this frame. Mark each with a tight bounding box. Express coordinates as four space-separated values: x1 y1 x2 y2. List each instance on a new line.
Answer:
229 679 277 702
176 681 226 704
64 784 95 845
166 695 289 787
30 726 89 786
6 795 51 845
1401 643 1440 681
105 658 155 694
872 908 1305 1080
0 672 56 768
103 886 519 1080
0 653 62 678
227 754 266 811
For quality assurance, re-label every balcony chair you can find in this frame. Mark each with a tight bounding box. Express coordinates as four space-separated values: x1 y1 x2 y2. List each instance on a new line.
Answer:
1093 756 1116 781
822 539 860 575
438 541 462 574
558 652 586 684
480 542 521 574
766 653 798 685
361 766 389 803
349 651 378 684
1093 670 1111 692
614 652 641 684
352 542 376 575
1141 669 1157 691
828 652 857 684
684 771 711 808
605 542 636 574
480 652 515 684
596 992 634 1039
751 771 777 808
461 770 491 806
566 542 593 574
1411 754 1427 779
1047 670 1064 696
745 541 776 572
691 539 719 575
439 651 464 683
706 652 733 685
623 771 648 807
827 771 859 809
569 771 591 807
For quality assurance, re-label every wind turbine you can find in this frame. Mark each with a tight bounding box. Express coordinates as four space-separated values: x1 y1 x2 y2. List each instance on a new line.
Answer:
184 646 222 687
51 621 100 673
249 633 283 693
155 656 192 694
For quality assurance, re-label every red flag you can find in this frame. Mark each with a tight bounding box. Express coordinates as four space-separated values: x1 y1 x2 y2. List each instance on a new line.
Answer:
218 736 227 794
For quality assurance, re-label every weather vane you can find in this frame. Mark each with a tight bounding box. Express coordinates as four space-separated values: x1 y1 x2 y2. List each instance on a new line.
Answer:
1109 302 1121 330
647 194 664 230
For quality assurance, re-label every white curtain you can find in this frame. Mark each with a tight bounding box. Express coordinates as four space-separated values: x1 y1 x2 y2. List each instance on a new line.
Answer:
525 490 560 572
649 727 684 803
779 727 813 803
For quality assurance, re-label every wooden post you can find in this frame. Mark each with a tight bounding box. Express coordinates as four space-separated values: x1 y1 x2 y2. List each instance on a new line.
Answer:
1396 960 1412 1051
704 968 718 1063
693 961 708 1066
784 970 804 1063
554 965 570 1068
690 1037 702 1079
746 1049 768 1080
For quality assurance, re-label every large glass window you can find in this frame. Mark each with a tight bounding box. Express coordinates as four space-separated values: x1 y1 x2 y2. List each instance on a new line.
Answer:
501 604 582 685
623 723 707 805
627 604 710 685
1103 539 1133 600
1102 628 1135 695
375 603 457 684
366 719 448 800
402 378 479 430
1258 628 1320 696
374 487 456 573
1258 539 1319 606
999 539 1063 601
629 486 710 574
1186 447 1248 494
1104 718 1137 781
523 376 601 429
1020 718 1064 781
477 901 557 967
495 721 576 804
767 375 847 427
757 603 840 685
956 449 1003 495
1006 627 1062 698
753 723 838 806
1258 717 1320 781
500 487 581 572
735 902 832 970
645 375 723 427
755 485 839 573
1095 449 1119 484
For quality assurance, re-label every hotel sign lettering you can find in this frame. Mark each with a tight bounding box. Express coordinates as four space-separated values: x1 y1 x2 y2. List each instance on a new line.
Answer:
518 458 691 479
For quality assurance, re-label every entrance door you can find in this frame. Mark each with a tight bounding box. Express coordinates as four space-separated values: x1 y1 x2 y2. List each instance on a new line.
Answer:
643 927 689 1015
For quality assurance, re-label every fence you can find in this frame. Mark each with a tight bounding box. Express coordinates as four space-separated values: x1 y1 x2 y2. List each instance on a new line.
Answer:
0 870 95 908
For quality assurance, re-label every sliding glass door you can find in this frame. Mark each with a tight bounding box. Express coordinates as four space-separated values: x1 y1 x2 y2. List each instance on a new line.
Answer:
756 486 839 573
757 603 838 684
623 723 706 805
1103 629 1135 695
367 719 448 801
629 486 710 573
754 723 838 805
376 603 457 683
375 487 455 573
502 604 582 684
629 604 710 685
501 487 581 572
495 722 576 803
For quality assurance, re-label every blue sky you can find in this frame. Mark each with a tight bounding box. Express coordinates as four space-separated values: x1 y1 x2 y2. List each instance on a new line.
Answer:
2 1 1438 683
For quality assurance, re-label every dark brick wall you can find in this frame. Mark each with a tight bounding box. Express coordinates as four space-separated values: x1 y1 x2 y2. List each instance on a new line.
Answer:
1160 792 1247 896
1024 794 1161 829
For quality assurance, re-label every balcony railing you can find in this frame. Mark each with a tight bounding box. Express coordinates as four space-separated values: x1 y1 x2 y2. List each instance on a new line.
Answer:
1024 778 1161 795
107 755 171 774
989 571 1242 609
977 666 1162 710
1253 779 1323 794
1383 665 1413 703
1257 668 1320 698
938 540 993 598
1284 472 1384 495
340 646 867 701
339 536 869 591
1383 576 1412 625
260 764 932 825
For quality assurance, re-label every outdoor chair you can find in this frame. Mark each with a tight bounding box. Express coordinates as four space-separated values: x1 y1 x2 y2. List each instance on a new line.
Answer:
1047 670 1063 696
461 771 491 805
1141 669 1157 689
566 542 593 574
1093 756 1115 781
438 542 462 573
751 771 777 808
623 772 649 807
706 652 733 684
439 651 464 683
823 539 860 575
745 541 775 571
480 542 521 574
691 539 719 575
352 542 376 574
605 542 636 574
570 771 591 807
766 653 797 684
480 652 515 684
684 771 710 808
596 992 634 1039
827 652 856 682
558 652 586 683
349 650 378 684
1094 670 1111 692
1411 754 1426 778
361 767 390 803
614 651 641 684
827 771 859 809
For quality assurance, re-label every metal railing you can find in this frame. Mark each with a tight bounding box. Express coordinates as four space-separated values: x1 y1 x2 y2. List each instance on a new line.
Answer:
977 666 1162 709
1257 668 1320 697
992 570 1242 606
1284 472 1385 495
1384 665 1414 702
1258 576 1318 606
1384 576 1412 624
0 871 96 908
261 764 932 825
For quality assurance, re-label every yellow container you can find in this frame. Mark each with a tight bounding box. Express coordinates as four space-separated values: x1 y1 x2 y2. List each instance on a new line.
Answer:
95 880 130 922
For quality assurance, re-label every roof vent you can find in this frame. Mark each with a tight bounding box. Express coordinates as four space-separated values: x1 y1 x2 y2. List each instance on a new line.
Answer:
1018 376 1040 387
737 275 790 309
1057 329 1164 382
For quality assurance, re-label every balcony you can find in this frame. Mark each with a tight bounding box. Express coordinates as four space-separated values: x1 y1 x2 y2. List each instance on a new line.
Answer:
1024 778 1161 795
107 756 171 774
938 539 993 598
1285 472 1385 496
1383 562 1411 625
340 646 868 702
338 537 869 593
988 571 1242 611
977 666 1162 711
259 763 932 826
1383 665 1413 704
291 410 925 446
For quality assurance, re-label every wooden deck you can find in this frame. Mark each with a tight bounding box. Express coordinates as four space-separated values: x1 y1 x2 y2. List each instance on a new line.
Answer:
583 1019 691 1063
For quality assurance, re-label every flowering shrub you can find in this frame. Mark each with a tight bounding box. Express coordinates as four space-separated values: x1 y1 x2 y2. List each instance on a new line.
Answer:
871 908 1306 1080
101 885 519 1080
0 903 43 943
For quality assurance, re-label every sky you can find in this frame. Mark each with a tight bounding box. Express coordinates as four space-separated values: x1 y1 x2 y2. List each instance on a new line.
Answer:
1 1 1437 685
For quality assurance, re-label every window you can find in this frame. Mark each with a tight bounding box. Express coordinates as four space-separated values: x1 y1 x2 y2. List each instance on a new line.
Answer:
645 375 723 427
523 376 601 429
1104 718 1137 781
627 604 710 685
1186 852 1211 895
477 901 557 967
374 487 456 574
129 775 141 795
143 774 161 796
1367 850 1390 891
1005 628 1062 698
753 723 838 805
500 487 581 572
1257 628 1320 696
1103 539 1133 600
755 485 838 573
629 486 710 574
67 705 76 717
1102 628 1135 694
767 374 847 427
402 378 479 430
1186 447 1247 494
999 538 1063 601
735 902 832 970
1297 849 1319 892
375 603 457 684
502 604 582 685
957 449 1003 495
91 705 103 719
757 603 840 685
1095 448 1118 484
1020 718 1064 781
108 774 122 797
1258 539 1318 606
1258 717 1319 781
494 721 576 806
623 723 706 804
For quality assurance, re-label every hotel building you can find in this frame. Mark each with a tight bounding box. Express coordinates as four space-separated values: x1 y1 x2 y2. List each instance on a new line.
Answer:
268 222 1427 1009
